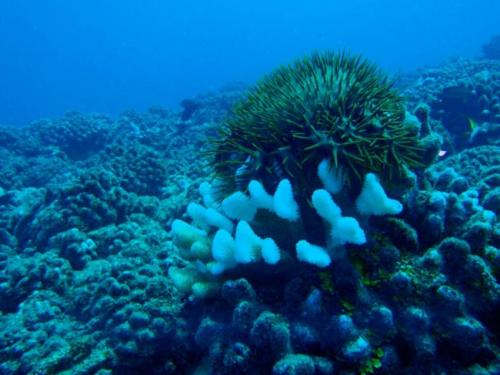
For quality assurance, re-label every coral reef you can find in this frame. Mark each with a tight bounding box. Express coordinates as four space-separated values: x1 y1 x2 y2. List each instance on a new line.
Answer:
483 34 500 60
31 112 113 160
403 59 500 152
0 56 498 375
0 96 223 373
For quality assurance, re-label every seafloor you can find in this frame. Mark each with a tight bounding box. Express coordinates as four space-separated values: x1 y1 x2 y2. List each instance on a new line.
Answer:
0 56 499 375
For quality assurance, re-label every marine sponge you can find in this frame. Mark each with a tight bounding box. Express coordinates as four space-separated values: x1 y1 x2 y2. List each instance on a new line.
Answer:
211 51 424 197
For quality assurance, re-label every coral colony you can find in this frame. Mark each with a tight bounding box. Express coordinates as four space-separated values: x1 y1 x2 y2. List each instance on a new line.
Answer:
0 52 499 374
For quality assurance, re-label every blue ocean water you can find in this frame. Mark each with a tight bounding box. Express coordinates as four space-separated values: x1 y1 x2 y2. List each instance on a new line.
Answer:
0 2 500 375
0 0 499 126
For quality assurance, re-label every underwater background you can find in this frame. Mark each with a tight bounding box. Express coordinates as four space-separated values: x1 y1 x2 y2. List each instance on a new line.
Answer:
1 1 500 375
1 0 500 125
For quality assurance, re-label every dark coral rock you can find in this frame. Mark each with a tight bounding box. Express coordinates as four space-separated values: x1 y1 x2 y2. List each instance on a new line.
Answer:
378 245 401 272
369 306 395 338
0 228 17 248
180 82 247 125
322 315 358 353
419 247 443 271
283 277 310 311
380 345 400 372
273 354 315 375
388 271 414 296
250 311 291 363
195 318 224 350
48 228 97 270
401 307 430 335
102 143 168 196
427 146 500 188
0 250 71 312
0 127 20 149
463 214 495 252
462 255 499 303
291 323 320 352
449 176 470 194
180 99 200 121
406 190 447 246
232 300 259 337
300 288 323 318
21 168 158 246
221 342 252 375
447 317 487 363
32 112 112 160
483 34 500 60
483 187 500 214
438 237 471 269
221 278 257 306
414 334 436 361
313 357 335 375
373 217 419 253
436 285 464 314
484 246 500 278
341 336 371 364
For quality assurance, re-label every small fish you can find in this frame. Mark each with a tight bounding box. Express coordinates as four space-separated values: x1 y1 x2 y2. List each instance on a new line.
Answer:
467 117 477 131
438 150 447 157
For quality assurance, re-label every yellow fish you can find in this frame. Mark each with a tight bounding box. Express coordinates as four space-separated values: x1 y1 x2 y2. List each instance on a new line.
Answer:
467 117 478 131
